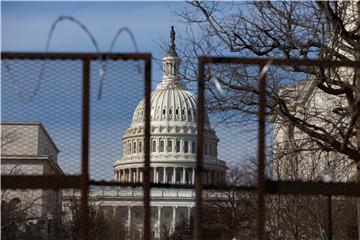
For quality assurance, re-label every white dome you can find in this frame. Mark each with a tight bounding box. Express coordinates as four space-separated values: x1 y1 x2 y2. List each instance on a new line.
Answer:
113 26 226 186
131 81 209 127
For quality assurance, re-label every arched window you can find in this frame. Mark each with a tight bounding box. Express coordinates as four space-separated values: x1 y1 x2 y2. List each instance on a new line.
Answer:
205 143 208 155
167 140 172 152
192 141 196 153
159 140 164 152
133 142 137 153
152 140 156 152
139 141 142 153
129 142 132 154
184 141 189 153
176 140 181 153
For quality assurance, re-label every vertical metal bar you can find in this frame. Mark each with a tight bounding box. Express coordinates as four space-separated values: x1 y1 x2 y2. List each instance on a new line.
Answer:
194 57 205 240
143 56 152 240
326 195 333 240
257 62 267 240
80 58 90 240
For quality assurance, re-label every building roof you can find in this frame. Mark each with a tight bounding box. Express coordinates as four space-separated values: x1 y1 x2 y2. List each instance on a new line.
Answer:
0 121 60 153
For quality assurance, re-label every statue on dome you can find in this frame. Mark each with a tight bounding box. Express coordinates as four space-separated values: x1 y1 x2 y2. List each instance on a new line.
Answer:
167 26 178 57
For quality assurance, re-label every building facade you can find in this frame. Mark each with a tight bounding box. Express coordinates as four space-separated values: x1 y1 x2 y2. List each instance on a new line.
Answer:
1 121 63 238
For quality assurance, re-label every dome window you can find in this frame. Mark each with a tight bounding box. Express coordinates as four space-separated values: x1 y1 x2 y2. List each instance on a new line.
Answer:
184 141 189 153
152 140 156 152
182 109 185 115
205 143 209 155
176 109 179 115
133 142 137 153
163 109 166 114
167 140 172 152
159 140 164 152
139 141 142 153
192 141 196 153
169 109 172 115
176 140 181 153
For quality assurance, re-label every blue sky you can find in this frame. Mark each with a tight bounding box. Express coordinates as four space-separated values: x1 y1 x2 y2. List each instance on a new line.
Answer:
2 2 258 180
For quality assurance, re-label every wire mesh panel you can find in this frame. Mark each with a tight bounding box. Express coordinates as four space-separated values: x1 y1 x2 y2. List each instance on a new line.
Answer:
196 57 360 240
2 59 83 175
2 52 360 240
1 52 152 240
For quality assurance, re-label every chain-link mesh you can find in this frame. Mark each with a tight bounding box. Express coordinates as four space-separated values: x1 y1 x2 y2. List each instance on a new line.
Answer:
1 53 151 240
196 57 360 240
2 53 360 240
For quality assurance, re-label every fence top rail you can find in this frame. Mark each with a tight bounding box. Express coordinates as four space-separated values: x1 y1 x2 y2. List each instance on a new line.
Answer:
1 52 152 61
198 56 360 67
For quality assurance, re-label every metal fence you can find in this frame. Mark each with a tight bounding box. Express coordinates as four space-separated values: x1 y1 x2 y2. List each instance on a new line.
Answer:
1 52 360 240
1 52 152 240
196 56 360 240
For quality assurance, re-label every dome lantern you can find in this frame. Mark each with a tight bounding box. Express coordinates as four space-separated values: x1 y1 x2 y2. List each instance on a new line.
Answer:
161 26 181 87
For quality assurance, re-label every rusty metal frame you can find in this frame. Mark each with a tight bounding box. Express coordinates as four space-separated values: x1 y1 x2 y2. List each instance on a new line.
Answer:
1 52 152 240
196 56 360 240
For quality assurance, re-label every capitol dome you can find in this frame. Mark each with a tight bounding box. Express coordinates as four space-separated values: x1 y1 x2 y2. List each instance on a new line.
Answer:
113 26 226 185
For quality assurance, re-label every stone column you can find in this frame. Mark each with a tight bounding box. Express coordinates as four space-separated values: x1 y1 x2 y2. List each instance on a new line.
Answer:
187 207 191 224
172 167 176 184
154 168 157 183
192 168 195 184
171 206 177 233
157 207 162 238
140 169 143 182
182 168 186 184
163 167 167 183
127 206 132 234
136 168 139 183
113 206 117 218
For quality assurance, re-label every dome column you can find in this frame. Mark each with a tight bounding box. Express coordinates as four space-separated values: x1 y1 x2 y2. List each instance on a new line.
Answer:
156 206 162 238
187 207 191 224
127 206 132 236
163 167 167 183
182 168 186 184
136 168 139 183
192 168 195 185
172 167 176 184
171 206 177 233
154 167 158 183
140 169 143 182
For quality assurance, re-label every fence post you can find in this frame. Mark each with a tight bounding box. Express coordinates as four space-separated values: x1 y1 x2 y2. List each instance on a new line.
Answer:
80 58 90 240
257 61 267 240
194 57 205 240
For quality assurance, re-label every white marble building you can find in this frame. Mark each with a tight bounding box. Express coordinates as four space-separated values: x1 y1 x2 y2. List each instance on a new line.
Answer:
1 121 63 224
63 27 227 239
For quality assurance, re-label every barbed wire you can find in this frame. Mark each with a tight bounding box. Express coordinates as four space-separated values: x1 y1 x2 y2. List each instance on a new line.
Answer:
3 16 140 104
98 26 140 100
